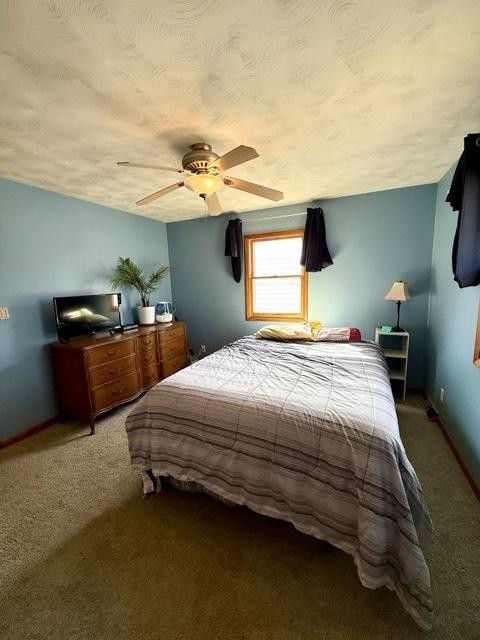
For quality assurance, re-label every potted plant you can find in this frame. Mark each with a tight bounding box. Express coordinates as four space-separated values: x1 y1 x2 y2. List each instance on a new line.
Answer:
111 257 169 325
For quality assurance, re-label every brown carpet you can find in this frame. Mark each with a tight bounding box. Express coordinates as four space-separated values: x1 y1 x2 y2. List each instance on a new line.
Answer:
0 394 478 640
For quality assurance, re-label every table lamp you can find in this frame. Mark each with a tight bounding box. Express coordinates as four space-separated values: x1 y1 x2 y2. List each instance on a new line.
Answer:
384 281 410 332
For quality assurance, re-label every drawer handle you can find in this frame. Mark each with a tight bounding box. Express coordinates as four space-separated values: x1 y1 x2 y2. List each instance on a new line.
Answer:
109 367 121 375
107 349 120 356
111 387 125 396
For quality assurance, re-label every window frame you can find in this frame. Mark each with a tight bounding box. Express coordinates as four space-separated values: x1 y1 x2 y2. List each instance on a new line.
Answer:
244 228 308 322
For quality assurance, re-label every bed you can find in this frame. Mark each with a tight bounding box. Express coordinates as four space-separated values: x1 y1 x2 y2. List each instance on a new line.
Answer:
125 335 432 629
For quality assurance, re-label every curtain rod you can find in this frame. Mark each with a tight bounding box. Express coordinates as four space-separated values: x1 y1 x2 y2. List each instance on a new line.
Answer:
238 211 307 223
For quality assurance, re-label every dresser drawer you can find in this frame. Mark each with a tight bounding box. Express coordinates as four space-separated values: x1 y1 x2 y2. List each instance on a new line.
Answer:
159 336 186 360
87 340 136 368
92 373 140 413
89 354 137 388
158 323 185 344
141 365 159 388
161 353 188 378
139 348 157 368
138 333 156 352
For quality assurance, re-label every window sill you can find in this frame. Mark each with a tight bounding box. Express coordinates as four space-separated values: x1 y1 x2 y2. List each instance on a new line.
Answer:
246 313 308 322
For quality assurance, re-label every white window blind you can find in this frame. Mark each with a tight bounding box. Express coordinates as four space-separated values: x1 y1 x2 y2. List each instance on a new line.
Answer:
253 277 301 313
253 238 303 277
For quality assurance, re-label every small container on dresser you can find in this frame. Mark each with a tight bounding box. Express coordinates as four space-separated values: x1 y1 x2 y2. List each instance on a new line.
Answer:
51 321 188 434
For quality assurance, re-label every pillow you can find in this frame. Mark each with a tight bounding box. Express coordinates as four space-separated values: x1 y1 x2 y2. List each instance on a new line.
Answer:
313 327 362 342
349 328 362 341
256 323 316 342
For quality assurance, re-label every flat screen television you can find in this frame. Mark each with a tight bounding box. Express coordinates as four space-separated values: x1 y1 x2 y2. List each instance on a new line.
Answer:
53 293 121 342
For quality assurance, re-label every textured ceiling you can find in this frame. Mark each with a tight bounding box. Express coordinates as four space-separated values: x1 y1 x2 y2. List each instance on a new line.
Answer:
1 1 480 222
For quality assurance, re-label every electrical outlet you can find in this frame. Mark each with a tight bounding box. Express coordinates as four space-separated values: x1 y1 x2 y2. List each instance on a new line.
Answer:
200 345 207 353
439 387 445 403
0 306 10 320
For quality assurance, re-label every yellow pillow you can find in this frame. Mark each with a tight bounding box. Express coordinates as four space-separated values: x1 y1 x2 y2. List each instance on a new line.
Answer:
256 322 318 342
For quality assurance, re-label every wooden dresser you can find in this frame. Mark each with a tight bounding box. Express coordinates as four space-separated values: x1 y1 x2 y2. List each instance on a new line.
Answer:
51 322 188 434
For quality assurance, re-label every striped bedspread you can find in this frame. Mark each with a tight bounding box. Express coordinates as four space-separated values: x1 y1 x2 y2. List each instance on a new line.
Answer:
126 336 432 629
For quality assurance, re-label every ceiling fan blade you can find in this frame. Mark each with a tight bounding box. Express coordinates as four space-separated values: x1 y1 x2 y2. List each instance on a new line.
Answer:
118 161 183 173
209 145 258 172
205 192 223 216
135 182 184 206
224 176 284 202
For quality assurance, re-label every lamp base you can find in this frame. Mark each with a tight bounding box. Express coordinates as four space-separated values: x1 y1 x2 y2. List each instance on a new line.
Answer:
393 301 405 334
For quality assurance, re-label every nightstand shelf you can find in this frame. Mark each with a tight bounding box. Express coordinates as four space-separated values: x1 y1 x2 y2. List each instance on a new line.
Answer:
374 328 410 401
383 348 408 359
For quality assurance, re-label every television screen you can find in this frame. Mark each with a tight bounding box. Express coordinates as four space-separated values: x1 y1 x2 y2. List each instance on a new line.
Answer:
53 293 121 341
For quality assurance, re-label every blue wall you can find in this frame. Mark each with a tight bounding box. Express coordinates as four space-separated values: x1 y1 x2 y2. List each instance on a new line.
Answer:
0 178 171 440
427 167 480 484
167 184 436 388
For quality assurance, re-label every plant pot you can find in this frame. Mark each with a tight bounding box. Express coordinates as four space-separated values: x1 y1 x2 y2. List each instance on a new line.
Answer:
137 305 156 325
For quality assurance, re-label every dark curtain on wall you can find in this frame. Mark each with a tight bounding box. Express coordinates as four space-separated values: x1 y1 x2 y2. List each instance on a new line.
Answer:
300 207 333 272
447 132 480 288
225 218 243 283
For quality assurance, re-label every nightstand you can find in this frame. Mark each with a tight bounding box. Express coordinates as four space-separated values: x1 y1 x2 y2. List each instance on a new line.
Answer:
374 328 410 401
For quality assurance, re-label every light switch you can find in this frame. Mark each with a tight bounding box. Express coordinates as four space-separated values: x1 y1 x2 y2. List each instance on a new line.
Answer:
0 306 10 320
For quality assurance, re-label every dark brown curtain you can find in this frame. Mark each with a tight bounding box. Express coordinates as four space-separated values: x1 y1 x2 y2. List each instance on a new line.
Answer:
300 207 333 272
225 218 243 283
447 133 480 288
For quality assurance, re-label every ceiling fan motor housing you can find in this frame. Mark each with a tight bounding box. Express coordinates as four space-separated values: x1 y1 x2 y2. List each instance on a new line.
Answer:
182 143 219 173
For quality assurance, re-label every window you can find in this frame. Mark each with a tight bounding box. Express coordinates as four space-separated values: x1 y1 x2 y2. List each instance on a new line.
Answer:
244 229 307 321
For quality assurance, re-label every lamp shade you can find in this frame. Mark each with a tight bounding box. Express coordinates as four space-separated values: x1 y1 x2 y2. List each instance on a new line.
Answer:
384 281 410 301
184 173 223 197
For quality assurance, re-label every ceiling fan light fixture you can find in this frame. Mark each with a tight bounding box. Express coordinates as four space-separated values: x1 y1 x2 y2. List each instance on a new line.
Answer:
184 173 223 197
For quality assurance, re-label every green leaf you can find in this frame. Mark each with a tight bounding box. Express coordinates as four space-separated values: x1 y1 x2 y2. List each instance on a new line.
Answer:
110 257 169 307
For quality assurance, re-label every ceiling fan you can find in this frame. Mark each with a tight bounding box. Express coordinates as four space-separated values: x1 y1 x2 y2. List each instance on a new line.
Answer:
117 142 284 216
